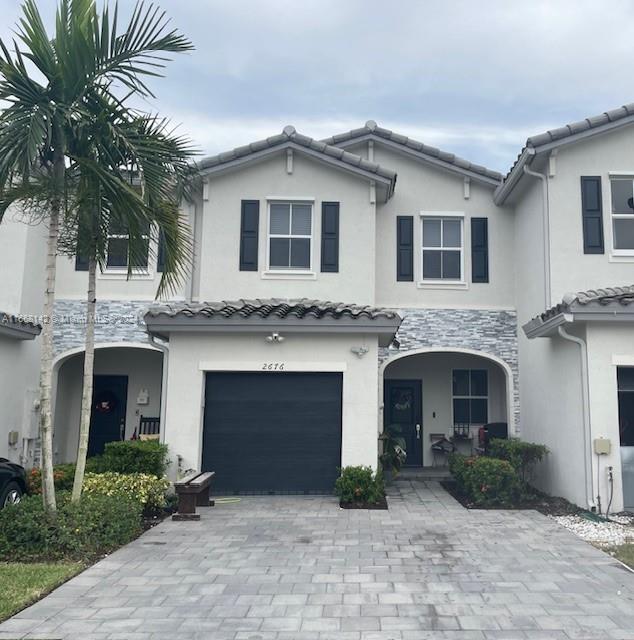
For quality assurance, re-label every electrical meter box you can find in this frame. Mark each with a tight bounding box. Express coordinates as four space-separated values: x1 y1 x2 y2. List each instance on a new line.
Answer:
593 437 611 455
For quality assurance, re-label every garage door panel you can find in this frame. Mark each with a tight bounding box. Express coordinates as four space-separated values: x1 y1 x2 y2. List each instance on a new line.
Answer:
203 372 342 494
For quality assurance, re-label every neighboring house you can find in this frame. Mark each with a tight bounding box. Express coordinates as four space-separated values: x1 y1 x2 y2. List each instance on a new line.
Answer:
1 104 634 511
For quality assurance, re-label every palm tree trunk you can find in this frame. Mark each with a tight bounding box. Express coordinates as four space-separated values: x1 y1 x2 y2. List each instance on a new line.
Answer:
39 153 64 512
71 255 97 503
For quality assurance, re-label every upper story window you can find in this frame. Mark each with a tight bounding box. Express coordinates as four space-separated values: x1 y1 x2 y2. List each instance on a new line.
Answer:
610 177 634 253
268 202 312 270
106 220 150 270
421 215 463 281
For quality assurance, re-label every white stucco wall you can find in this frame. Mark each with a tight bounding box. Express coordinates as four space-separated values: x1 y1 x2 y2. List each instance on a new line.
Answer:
341 143 516 310
198 152 377 304
547 126 634 301
383 351 508 466
162 332 379 479
585 322 634 513
0 209 46 464
53 346 163 463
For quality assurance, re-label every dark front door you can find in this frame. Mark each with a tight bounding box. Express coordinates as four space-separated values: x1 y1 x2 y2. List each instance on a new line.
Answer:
203 372 343 494
88 375 128 457
384 379 423 467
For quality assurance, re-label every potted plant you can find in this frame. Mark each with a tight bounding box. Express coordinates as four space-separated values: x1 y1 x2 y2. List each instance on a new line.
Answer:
379 424 407 481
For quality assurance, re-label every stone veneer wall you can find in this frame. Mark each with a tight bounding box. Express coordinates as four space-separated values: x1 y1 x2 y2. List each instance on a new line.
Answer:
380 308 519 430
52 299 152 357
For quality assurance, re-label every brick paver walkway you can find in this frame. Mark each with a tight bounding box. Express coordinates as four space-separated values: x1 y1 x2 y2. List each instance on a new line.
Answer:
2 480 634 639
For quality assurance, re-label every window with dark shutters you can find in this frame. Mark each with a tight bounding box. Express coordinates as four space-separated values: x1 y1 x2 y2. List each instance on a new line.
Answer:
239 200 259 271
471 217 489 283
396 216 414 281
156 229 166 272
321 202 339 272
580 176 604 254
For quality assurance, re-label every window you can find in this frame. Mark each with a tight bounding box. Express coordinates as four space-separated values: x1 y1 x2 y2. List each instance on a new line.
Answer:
610 177 634 252
452 369 488 426
268 202 312 270
618 367 634 446
106 220 150 270
422 216 463 280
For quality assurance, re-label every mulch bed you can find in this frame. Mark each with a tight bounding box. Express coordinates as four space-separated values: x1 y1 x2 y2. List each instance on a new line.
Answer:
441 480 580 516
340 495 388 510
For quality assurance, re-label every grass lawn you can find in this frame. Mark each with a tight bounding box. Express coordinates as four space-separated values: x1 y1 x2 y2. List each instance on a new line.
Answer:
610 544 634 570
0 562 84 622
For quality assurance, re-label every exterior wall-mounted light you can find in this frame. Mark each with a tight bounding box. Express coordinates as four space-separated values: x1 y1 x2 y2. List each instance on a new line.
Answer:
266 332 285 343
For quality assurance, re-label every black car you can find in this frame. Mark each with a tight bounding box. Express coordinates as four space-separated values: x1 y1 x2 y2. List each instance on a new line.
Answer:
0 458 26 508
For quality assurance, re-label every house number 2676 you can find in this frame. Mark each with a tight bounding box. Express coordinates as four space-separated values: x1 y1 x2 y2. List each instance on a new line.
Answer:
262 362 285 371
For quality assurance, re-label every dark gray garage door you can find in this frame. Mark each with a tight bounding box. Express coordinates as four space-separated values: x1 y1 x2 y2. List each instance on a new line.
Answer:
203 372 343 494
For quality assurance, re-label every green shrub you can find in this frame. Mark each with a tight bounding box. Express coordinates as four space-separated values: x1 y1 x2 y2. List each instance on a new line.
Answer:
0 492 142 561
449 455 520 507
27 460 101 495
100 440 169 477
488 438 549 483
82 472 169 513
334 466 384 503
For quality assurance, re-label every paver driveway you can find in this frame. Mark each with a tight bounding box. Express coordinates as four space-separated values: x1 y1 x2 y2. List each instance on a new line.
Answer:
2 480 634 640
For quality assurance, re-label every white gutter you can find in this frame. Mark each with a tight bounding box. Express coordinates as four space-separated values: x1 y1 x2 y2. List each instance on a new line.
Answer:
147 334 169 446
523 160 552 309
557 325 595 510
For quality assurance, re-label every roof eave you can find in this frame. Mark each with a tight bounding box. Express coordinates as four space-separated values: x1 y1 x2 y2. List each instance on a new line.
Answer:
333 134 502 187
145 315 402 347
0 322 41 341
523 305 634 338
522 312 571 339
497 113 634 205
197 141 396 202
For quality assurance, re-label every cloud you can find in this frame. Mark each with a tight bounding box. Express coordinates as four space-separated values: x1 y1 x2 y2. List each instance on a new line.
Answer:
2 0 634 171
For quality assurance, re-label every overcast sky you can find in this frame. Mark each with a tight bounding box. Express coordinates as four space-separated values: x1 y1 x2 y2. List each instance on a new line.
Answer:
1 0 633 172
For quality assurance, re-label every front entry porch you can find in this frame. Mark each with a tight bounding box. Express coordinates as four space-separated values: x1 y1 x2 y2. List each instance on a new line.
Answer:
52 344 163 464
382 349 513 468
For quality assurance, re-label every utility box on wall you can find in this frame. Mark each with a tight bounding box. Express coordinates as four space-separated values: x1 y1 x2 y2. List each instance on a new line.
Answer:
594 437 611 455
8 430 19 446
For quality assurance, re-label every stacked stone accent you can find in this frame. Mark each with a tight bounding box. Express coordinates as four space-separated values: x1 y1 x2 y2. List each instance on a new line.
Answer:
381 308 519 429
52 299 152 357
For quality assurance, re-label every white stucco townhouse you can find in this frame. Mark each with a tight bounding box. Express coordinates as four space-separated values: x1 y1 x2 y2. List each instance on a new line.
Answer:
2 103 634 511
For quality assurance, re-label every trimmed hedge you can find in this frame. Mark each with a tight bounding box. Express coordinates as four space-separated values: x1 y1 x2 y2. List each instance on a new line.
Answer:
27 460 101 495
334 466 384 504
100 440 169 477
449 454 520 507
488 438 548 483
0 493 143 561
82 472 169 513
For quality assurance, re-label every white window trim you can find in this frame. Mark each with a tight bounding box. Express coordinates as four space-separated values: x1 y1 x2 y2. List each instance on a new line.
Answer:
451 368 490 427
100 224 155 279
419 212 466 287
264 200 314 274
608 176 634 259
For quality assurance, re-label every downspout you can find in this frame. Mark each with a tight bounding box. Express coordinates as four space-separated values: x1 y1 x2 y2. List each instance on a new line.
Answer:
557 325 595 510
147 334 169 446
523 162 552 309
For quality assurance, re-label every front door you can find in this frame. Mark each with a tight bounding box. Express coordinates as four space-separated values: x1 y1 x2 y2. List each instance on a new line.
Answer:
384 379 423 467
88 375 128 457
618 367 634 510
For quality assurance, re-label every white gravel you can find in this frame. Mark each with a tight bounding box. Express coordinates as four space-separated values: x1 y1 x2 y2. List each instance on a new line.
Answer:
552 513 634 547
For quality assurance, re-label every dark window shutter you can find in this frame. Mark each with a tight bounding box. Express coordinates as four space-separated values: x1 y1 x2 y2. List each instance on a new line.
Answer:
321 202 339 272
75 223 89 271
471 217 489 283
396 216 414 281
156 230 166 272
239 200 259 271
580 176 604 254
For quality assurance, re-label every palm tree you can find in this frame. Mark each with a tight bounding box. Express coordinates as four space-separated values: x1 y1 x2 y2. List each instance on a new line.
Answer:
61 102 196 502
0 0 193 511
